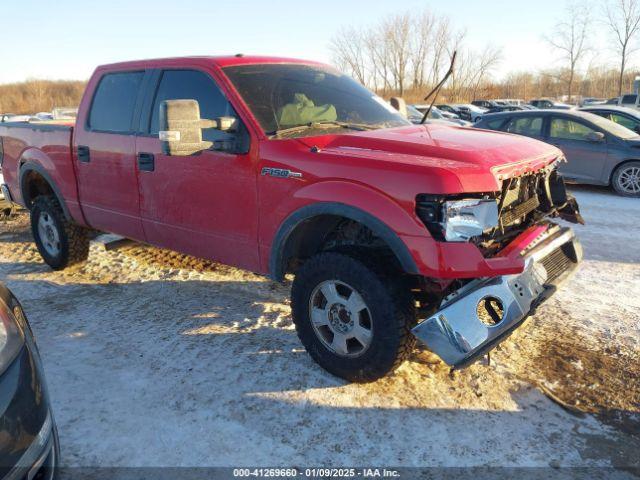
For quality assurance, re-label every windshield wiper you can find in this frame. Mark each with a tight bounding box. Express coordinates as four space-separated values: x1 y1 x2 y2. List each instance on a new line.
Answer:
420 51 457 124
269 121 376 138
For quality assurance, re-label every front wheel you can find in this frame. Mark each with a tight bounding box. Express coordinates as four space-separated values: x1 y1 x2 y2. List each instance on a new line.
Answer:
30 195 89 270
291 252 416 382
612 161 640 197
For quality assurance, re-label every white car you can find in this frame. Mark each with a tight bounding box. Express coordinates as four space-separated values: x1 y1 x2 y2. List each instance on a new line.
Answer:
452 104 487 122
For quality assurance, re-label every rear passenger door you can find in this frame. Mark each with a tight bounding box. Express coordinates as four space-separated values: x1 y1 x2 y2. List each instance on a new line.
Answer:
74 71 147 240
134 68 259 271
545 115 608 182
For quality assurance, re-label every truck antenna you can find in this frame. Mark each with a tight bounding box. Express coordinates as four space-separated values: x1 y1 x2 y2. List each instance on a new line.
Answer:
420 51 457 125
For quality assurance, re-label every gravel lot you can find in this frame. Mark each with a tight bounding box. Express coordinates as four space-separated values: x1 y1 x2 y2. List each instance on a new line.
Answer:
0 185 638 472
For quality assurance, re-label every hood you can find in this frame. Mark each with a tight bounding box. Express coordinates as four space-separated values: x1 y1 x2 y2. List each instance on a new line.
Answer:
296 124 561 192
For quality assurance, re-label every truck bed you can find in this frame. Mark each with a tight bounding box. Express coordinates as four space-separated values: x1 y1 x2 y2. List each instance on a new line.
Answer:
0 121 79 218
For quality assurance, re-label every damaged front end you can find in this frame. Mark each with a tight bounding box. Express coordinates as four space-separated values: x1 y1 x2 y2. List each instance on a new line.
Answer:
413 163 583 368
412 226 582 367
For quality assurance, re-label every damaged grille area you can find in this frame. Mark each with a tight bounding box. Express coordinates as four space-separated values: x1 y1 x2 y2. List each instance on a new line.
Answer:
470 170 554 255
497 172 546 229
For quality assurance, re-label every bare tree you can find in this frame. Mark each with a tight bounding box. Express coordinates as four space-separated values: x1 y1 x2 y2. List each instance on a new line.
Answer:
545 2 591 102
330 26 368 86
605 0 640 96
468 46 502 100
383 13 412 95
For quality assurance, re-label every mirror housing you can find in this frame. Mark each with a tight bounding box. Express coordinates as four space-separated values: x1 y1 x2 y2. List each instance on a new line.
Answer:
586 131 605 143
159 99 238 156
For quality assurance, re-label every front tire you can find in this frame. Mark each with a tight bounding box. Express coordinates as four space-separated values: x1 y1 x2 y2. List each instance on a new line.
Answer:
30 195 89 270
612 161 640 197
291 252 416 382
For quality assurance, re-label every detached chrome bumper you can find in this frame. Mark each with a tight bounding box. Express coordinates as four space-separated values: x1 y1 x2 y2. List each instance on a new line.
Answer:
412 227 582 368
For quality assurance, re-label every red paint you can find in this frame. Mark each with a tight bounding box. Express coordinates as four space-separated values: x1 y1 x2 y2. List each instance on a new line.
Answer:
0 56 564 280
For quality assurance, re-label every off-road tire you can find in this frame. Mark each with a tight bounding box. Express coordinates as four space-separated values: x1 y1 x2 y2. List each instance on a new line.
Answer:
612 161 640 197
291 252 416 382
30 195 89 270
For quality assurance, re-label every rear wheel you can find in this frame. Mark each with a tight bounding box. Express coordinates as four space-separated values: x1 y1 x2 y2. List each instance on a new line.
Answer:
291 252 416 382
612 161 640 197
30 195 89 270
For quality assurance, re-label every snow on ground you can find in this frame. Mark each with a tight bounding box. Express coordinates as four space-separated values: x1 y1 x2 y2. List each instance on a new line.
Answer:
0 185 638 470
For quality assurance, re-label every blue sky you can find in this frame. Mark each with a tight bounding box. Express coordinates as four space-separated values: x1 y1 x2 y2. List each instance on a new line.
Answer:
0 0 608 84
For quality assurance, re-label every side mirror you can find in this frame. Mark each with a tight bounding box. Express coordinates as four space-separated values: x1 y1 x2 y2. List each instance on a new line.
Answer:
585 131 605 143
389 97 408 118
159 99 238 156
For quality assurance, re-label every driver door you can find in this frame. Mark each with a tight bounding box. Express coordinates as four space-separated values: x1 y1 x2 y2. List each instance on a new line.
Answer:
135 68 259 271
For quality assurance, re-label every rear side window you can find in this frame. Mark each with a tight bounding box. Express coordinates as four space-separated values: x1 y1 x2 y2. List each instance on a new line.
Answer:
609 112 639 131
549 117 595 141
88 72 144 133
505 116 543 136
482 117 508 130
621 94 637 104
149 70 235 143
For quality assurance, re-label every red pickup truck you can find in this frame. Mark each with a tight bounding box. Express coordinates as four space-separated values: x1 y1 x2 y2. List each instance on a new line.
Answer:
0 56 583 381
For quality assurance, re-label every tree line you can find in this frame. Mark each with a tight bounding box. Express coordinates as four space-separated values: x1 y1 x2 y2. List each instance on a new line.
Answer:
0 79 86 115
331 0 640 104
3 1 640 114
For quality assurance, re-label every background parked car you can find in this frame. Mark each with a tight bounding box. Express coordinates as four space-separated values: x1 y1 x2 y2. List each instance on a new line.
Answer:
471 100 500 109
0 282 59 479
580 97 606 106
413 104 461 119
529 99 572 109
452 103 486 122
617 94 640 111
406 105 471 126
434 104 465 118
474 109 640 196
494 98 526 106
606 97 620 105
482 105 527 115
579 105 640 134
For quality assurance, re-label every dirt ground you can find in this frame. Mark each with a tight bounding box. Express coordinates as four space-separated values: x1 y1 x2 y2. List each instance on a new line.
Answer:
0 185 638 471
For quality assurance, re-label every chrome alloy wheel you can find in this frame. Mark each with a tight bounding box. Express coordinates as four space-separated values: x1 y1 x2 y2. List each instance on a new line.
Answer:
37 212 61 256
309 280 373 357
618 165 640 194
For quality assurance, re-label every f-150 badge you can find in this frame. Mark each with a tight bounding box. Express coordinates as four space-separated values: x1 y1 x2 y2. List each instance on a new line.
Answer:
261 167 303 179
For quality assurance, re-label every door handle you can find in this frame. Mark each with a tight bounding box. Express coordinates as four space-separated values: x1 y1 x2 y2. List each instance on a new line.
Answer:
137 152 155 172
77 145 90 163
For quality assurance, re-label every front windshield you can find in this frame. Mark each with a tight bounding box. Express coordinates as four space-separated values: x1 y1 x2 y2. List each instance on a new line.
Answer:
587 113 639 139
223 64 410 137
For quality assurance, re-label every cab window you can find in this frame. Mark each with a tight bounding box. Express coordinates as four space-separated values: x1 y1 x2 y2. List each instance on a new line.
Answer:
149 69 236 143
549 118 596 141
88 71 144 133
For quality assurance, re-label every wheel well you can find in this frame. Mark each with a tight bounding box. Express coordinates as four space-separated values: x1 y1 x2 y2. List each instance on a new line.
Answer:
610 159 640 184
21 169 55 208
278 215 403 278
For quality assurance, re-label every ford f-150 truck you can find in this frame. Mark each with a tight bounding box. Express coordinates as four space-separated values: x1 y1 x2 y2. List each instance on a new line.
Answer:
0 56 583 382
